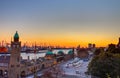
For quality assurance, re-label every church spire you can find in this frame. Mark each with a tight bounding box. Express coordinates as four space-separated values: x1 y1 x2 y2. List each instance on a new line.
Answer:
14 31 19 42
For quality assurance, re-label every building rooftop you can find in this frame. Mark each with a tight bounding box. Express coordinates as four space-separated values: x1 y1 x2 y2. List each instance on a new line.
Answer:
68 50 73 54
14 31 19 39
58 50 64 54
46 51 54 55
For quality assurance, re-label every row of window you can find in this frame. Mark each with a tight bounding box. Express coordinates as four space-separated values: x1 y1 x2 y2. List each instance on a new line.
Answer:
12 45 20 48
11 64 20 67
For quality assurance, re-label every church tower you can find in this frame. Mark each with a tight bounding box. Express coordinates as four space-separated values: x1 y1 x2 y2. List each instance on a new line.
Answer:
8 31 21 78
117 37 120 48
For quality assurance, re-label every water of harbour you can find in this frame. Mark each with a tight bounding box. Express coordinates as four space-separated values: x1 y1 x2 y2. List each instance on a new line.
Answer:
0 52 46 60
0 49 72 60
21 52 46 60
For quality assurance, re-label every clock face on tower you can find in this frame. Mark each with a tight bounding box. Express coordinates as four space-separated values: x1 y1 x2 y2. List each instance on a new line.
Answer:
12 42 20 48
13 44 19 48
11 43 20 54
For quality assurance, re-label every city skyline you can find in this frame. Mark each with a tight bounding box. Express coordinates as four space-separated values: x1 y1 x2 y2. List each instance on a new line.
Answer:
0 0 120 47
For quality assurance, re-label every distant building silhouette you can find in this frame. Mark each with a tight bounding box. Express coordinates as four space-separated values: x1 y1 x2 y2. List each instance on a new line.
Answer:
117 37 120 48
93 44 96 48
88 43 92 49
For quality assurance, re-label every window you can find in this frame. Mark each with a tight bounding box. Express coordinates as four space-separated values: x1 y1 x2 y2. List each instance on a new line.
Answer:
17 64 20 67
11 65 14 67
13 45 16 48
17 45 19 48
17 57 19 62
17 74 19 78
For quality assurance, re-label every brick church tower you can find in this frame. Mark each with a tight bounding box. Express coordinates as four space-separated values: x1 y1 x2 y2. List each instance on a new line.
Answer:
8 31 21 78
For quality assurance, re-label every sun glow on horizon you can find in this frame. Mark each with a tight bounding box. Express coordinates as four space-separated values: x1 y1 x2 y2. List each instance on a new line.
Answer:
1 36 118 48
0 31 119 48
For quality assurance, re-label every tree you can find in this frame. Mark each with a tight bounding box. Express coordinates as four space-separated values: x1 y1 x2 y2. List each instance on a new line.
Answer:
106 44 120 54
94 48 103 55
88 46 120 78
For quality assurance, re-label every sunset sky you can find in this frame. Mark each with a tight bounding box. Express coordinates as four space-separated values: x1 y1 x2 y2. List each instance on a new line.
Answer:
0 0 120 47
